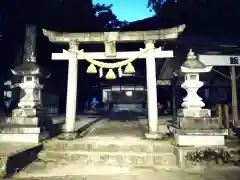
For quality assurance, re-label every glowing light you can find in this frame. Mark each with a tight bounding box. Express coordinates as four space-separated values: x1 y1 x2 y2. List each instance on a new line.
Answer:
125 91 133 97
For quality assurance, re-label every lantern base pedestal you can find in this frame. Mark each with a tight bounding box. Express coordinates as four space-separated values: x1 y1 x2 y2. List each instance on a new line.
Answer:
0 107 47 144
175 107 226 146
0 124 41 144
177 116 221 129
178 108 211 118
12 107 46 118
173 128 228 146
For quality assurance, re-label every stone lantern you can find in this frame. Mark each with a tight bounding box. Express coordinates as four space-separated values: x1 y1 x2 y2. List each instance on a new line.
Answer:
11 60 48 110
0 25 50 143
1 60 50 143
174 49 228 148
179 49 212 118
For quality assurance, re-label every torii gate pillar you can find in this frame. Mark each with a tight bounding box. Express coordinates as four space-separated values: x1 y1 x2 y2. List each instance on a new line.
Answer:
61 40 79 139
145 40 161 139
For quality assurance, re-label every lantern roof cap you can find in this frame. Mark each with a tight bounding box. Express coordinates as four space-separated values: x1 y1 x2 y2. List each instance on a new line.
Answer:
11 62 49 77
182 49 206 69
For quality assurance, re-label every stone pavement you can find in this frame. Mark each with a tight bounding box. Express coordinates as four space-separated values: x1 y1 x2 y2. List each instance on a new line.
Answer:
10 166 240 180
51 114 104 129
51 114 172 128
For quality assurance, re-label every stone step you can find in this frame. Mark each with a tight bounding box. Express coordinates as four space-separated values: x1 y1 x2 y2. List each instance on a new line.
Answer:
13 162 181 179
42 139 174 153
38 150 176 166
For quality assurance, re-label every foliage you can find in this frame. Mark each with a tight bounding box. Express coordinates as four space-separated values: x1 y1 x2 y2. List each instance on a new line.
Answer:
148 0 209 16
147 0 239 19
147 0 168 12
185 148 240 165
93 3 128 29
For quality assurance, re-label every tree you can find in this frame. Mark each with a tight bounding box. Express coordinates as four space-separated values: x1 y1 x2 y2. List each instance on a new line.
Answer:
147 0 239 19
147 0 168 13
147 0 240 35
93 3 128 29
148 0 211 17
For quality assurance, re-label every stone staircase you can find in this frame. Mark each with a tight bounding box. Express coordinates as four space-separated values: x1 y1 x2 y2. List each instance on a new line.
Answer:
11 120 178 179
11 118 240 179
38 137 177 167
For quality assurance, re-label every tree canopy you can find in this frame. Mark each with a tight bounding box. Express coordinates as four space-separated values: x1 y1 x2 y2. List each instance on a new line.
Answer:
147 0 240 35
93 3 128 29
148 0 240 20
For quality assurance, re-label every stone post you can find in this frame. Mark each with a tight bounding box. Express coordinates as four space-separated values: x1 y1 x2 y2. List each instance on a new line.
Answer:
61 40 79 139
144 40 161 139
230 66 239 126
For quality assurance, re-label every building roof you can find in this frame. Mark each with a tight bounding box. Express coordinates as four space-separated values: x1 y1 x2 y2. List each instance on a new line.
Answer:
123 15 240 45
122 13 240 80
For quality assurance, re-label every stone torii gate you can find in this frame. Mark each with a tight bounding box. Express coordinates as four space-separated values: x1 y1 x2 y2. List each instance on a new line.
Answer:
42 25 185 139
